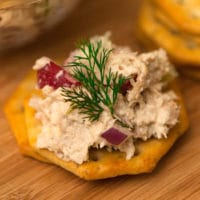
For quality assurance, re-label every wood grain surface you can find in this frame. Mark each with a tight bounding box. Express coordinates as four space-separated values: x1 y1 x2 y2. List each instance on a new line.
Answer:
1 0 200 199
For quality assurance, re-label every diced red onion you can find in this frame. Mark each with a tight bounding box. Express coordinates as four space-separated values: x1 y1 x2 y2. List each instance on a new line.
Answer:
120 80 132 95
101 127 128 145
120 73 138 95
37 61 80 89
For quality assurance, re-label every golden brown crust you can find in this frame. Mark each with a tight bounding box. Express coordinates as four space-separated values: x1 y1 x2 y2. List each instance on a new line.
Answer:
152 0 200 35
4 72 49 163
14 72 189 180
137 2 200 67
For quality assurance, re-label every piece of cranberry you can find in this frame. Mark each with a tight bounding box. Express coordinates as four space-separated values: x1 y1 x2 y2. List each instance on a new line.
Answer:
37 61 80 89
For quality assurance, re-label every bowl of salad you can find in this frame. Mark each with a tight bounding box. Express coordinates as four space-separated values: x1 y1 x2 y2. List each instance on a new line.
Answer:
0 0 80 52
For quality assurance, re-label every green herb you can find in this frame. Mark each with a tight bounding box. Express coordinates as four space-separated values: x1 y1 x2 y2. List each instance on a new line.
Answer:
62 40 131 128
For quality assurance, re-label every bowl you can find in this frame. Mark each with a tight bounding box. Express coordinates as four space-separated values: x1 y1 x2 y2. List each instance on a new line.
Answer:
0 0 80 52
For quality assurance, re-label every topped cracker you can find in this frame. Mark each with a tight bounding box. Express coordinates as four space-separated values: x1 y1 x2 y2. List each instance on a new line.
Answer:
4 34 189 180
23 80 188 180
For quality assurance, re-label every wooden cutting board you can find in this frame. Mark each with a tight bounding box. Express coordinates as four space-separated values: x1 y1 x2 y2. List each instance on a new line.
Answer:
1 0 200 199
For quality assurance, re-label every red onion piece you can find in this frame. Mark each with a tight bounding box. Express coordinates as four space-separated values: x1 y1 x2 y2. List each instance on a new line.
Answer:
120 80 132 95
101 127 128 145
120 73 138 95
37 61 80 89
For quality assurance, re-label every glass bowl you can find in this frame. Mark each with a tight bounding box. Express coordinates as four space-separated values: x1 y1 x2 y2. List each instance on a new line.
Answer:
0 0 80 52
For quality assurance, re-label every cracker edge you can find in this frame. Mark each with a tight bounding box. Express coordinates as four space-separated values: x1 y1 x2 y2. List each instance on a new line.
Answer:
4 71 49 163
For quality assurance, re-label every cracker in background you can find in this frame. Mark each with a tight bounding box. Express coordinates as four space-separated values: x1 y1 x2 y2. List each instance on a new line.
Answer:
153 6 200 46
152 0 200 35
138 2 200 67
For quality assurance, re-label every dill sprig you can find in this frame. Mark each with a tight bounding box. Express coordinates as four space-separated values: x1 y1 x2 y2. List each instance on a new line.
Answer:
62 40 130 128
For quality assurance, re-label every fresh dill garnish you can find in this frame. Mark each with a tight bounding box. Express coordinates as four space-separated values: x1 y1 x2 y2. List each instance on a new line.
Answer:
62 40 131 128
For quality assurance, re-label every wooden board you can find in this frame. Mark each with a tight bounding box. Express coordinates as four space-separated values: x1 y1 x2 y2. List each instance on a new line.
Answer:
1 0 200 199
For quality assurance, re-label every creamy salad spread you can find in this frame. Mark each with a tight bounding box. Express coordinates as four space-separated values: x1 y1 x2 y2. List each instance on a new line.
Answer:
29 33 180 164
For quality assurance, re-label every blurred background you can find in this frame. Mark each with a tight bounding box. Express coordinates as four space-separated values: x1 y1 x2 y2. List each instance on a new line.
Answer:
0 0 143 94
0 0 141 63
0 0 81 52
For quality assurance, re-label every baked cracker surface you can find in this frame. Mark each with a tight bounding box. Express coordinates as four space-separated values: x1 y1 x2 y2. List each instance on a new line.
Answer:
4 72 49 163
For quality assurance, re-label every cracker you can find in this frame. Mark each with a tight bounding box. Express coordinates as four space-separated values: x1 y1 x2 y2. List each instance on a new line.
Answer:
136 23 200 80
24 81 189 180
152 0 200 34
138 2 200 67
4 72 49 162
153 6 200 45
